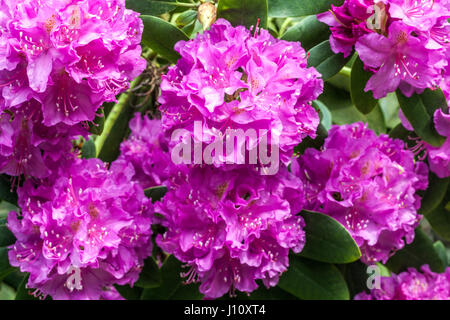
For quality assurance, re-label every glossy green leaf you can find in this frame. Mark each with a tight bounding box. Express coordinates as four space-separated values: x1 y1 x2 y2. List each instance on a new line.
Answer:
307 40 352 81
135 258 162 289
350 56 377 115
379 93 401 129
0 247 14 282
81 139 97 160
141 15 189 63
299 210 361 264
0 224 15 247
175 9 197 27
268 0 344 17
419 173 449 216
140 255 203 300
114 284 143 300
217 0 268 29
15 274 46 300
425 192 450 241
386 228 445 273
0 176 17 205
339 261 368 299
0 282 15 300
315 100 332 131
144 186 168 203
396 89 447 147
281 15 330 51
433 241 448 267
126 0 177 16
278 256 349 300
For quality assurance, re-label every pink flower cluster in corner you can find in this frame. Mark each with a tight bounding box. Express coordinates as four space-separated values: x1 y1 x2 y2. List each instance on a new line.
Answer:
355 265 450 300
7 157 153 300
0 0 146 178
293 122 428 264
318 0 449 99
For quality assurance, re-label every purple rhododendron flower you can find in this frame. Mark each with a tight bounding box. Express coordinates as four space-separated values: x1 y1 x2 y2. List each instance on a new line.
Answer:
158 19 323 165
0 99 86 179
400 108 450 178
317 0 374 57
355 21 445 99
0 0 146 125
293 122 428 264
6 157 153 300
117 113 184 189
156 165 306 299
355 265 450 300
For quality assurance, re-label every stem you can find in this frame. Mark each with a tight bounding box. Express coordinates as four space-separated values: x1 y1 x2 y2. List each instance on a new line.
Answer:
339 66 352 78
279 18 293 37
94 76 142 157
160 1 199 7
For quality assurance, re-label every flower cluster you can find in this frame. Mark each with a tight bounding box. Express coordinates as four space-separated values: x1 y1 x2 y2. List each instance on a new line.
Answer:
7 157 153 300
318 0 450 99
400 109 450 178
355 265 450 300
158 18 323 165
0 0 146 178
293 122 428 264
155 165 306 299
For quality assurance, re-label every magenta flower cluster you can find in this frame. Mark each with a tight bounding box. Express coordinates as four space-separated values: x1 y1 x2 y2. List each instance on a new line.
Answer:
293 122 428 263
355 265 450 300
158 19 323 164
318 0 450 99
0 0 146 178
7 157 153 300
155 165 306 299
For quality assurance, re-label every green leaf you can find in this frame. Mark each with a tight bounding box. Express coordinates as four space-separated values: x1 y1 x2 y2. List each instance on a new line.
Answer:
425 191 450 241
217 0 268 29
15 274 41 300
433 241 448 267
141 255 203 300
280 15 330 51
141 15 189 63
350 56 377 115
278 256 349 300
307 40 352 81
0 247 14 282
386 228 445 273
126 0 178 16
339 261 368 299
379 93 401 129
135 257 162 289
298 210 361 264
88 109 105 136
0 224 15 247
319 83 386 134
316 100 332 131
81 139 97 160
144 186 168 203
396 89 447 147
175 9 198 28
114 284 143 300
419 172 449 216
0 282 15 300
268 0 344 17
0 176 17 205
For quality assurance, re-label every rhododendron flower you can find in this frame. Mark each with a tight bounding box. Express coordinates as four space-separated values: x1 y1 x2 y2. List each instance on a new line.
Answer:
6 157 153 300
317 0 374 57
158 19 323 165
400 109 450 178
293 122 428 264
0 99 86 179
355 21 445 99
117 113 183 189
156 165 306 299
0 0 146 126
355 265 450 300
